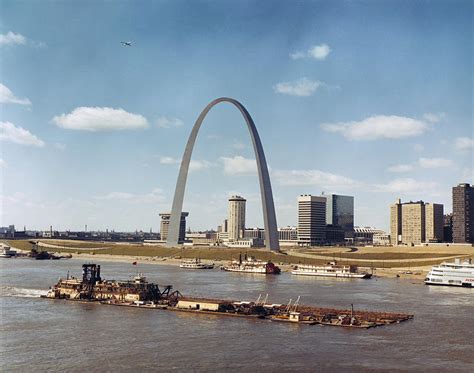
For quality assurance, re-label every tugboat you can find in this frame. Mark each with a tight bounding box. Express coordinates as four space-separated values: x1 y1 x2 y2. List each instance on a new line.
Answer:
222 253 281 274
180 258 214 269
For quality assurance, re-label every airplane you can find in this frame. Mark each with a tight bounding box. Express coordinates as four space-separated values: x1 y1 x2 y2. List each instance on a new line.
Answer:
121 41 132 46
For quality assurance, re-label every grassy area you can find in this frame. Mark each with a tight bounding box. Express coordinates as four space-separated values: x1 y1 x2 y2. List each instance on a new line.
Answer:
6 239 472 268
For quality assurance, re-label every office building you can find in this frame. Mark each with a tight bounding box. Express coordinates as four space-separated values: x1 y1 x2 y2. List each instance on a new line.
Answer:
390 199 402 245
452 183 474 243
159 212 188 243
228 195 246 241
443 214 453 243
297 195 326 246
324 194 354 238
425 203 444 242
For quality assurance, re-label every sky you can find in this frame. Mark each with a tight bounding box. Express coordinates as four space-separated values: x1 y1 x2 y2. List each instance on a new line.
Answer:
0 0 472 233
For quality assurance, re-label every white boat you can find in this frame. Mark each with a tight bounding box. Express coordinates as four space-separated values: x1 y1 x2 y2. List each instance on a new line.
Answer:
0 244 16 258
424 258 474 287
222 254 281 274
179 258 214 269
291 261 372 279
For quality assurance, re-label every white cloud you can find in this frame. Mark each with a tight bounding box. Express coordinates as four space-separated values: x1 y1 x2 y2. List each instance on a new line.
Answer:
52 107 149 131
0 83 31 105
273 169 358 189
156 116 184 128
321 115 428 140
0 158 5 168
220 156 257 175
232 140 246 150
160 156 180 165
0 31 26 46
274 77 323 97
423 112 445 123
0 121 44 147
290 43 331 60
387 164 414 173
454 137 474 151
418 157 453 168
189 160 212 172
95 188 165 203
373 178 438 194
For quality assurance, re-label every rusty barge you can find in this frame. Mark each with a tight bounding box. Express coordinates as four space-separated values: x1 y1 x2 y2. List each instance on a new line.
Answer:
42 264 413 329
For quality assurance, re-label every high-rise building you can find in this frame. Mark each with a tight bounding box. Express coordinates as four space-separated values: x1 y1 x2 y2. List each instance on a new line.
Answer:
324 194 354 238
390 199 444 245
390 199 402 245
425 203 444 242
297 195 326 246
159 212 188 243
443 213 453 243
228 196 246 241
401 201 425 245
452 183 474 243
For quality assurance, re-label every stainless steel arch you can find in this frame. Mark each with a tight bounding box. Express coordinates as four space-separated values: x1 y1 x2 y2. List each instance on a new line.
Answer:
166 97 280 251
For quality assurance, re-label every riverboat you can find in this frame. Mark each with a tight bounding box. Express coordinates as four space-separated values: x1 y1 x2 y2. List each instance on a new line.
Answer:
424 258 474 287
222 254 281 274
180 258 214 269
0 244 16 258
291 261 372 279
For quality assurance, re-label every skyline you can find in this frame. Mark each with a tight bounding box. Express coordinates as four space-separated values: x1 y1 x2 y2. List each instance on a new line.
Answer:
1 1 472 232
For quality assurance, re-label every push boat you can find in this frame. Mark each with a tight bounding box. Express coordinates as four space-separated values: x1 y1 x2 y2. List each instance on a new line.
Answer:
179 258 214 269
291 261 372 279
424 258 474 287
221 254 281 274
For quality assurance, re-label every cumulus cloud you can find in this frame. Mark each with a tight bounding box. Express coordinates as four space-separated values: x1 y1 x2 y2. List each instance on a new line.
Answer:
0 31 26 46
95 188 165 203
274 77 323 97
52 107 149 131
160 156 180 165
454 137 474 151
423 112 445 123
0 121 45 147
220 156 257 175
189 160 212 172
373 178 438 194
0 83 31 105
418 157 453 168
156 116 184 128
290 43 331 60
0 158 5 168
321 115 429 140
387 164 414 173
273 169 358 189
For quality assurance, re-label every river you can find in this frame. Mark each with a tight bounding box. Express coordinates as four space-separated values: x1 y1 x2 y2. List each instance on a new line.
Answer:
1 258 472 372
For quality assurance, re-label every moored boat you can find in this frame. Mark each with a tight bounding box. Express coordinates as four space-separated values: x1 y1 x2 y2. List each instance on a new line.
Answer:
291 261 372 279
180 258 214 269
222 254 280 274
424 258 474 287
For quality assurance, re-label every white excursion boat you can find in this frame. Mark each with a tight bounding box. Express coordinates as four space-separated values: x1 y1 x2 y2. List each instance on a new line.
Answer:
424 258 474 287
0 244 16 258
179 258 214 269
222 254 281 274
291 261 372 279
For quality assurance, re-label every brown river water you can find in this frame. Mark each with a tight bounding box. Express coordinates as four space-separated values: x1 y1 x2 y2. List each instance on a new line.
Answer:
1 258 473 372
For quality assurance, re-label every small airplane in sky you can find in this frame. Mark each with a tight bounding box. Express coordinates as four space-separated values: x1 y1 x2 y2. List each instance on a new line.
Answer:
121 41 132 46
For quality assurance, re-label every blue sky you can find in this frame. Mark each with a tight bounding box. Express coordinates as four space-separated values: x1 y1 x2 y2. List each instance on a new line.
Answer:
1 0 472 232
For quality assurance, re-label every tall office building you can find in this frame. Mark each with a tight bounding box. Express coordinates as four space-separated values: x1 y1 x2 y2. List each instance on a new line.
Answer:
324 194 354 238
228 196 246 241
390 199 402 245
452 183 474 243
425 203 444 242
443 214 453 243
297 195 326 246
159 212 188 243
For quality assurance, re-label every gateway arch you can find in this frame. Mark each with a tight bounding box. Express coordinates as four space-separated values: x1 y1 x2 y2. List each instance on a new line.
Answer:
166 97 280 251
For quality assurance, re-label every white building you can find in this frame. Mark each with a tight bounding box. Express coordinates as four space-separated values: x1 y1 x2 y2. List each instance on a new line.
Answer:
228 196 246 241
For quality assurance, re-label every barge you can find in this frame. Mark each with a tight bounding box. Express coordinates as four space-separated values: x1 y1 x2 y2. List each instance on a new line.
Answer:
42 263 413 329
